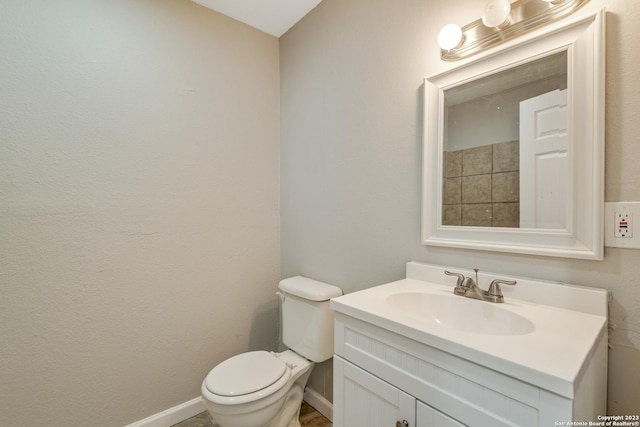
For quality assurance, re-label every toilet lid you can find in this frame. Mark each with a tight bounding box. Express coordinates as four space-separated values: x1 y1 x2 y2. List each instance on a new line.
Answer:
204 351 288 397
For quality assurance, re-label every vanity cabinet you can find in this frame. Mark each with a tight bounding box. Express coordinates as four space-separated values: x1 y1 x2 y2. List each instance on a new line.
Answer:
417 401 465 427
334 355 415 426
333 313 606 427
334 355 462 427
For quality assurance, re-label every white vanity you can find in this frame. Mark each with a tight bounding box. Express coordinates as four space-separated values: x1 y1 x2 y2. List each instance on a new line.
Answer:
330 262 608 427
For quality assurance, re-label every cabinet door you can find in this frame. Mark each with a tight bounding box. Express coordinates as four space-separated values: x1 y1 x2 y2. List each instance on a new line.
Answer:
334 356 416 427
416 401 466 427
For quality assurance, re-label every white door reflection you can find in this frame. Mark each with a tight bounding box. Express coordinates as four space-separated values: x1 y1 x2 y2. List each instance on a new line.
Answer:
519 89 568 229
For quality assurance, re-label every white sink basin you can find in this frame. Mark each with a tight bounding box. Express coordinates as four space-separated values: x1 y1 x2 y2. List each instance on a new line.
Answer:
386 292 535 336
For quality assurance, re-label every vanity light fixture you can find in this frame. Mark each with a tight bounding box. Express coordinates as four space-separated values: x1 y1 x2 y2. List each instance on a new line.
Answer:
437 0 590 61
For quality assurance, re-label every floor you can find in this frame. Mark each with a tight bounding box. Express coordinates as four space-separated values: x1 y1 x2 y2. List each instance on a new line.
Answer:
171 401 332 427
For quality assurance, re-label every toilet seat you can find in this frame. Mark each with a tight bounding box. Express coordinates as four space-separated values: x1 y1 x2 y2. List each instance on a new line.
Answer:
203 351 291 405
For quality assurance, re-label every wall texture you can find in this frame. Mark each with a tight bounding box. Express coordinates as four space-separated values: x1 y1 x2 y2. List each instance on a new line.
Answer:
281 0 640 414
0 0 280 425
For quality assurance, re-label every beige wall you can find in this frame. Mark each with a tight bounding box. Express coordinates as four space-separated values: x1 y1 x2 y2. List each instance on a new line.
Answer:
281 0 640 414
0 0 280 426
2 0 638 423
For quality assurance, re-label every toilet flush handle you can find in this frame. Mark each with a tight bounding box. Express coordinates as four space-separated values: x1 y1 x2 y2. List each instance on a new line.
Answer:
396 420 409 427
276 291 285 302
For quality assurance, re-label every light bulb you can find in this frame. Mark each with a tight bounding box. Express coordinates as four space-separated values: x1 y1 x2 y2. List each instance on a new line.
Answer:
482 0 511 28
437 24 463 51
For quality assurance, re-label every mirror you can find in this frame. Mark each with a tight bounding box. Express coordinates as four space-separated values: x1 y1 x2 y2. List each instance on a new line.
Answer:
423 10 604 260
443 51 568 229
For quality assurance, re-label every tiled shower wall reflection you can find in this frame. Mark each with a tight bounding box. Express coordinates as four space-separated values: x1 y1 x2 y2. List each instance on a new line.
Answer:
443 140 519 227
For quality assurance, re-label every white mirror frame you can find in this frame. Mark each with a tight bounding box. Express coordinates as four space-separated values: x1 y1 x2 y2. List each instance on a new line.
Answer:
423 9 605 260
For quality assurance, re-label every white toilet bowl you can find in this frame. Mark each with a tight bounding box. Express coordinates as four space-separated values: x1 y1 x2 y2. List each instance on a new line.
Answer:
201 350 312 427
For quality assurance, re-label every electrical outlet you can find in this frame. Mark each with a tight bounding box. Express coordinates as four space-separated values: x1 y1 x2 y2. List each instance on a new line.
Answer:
614 211 632 238
605 202 640 249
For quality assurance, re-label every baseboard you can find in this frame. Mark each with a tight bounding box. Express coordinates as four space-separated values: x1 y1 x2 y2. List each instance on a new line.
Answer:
125 389 331 427
303 387 333 422
124 397 206 427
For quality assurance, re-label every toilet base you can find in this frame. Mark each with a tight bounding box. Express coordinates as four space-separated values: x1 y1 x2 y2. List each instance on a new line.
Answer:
205 384 306 427
270 383 303 427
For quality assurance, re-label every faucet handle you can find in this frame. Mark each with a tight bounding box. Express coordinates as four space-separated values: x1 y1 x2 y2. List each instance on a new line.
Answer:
487 279 517 297
444 270 466 287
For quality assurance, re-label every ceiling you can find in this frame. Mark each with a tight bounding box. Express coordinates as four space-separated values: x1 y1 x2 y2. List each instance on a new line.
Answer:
192 0 324 37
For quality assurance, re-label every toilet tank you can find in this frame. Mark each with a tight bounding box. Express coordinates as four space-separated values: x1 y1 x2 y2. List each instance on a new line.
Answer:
278 276 343 363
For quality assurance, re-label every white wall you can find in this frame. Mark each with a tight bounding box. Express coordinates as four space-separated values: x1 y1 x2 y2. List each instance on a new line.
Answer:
0 0 280 426
281 0 640 414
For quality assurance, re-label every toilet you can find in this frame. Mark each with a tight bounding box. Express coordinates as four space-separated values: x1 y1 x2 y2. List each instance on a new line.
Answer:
201 276 343 427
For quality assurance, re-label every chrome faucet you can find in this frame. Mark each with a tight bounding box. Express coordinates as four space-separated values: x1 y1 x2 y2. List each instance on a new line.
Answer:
444 269 516 303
